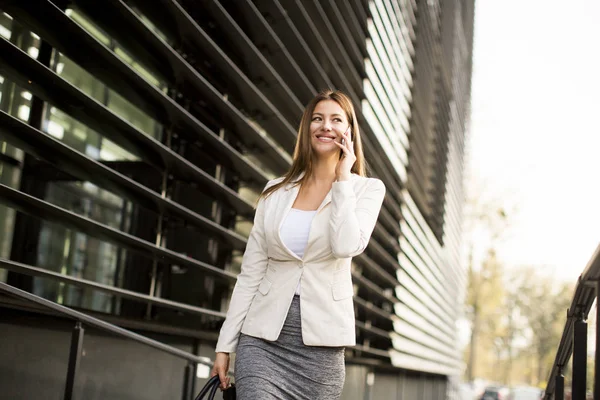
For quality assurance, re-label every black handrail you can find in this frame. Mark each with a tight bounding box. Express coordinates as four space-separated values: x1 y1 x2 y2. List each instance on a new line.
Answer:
0 281 214 400
544 244 600 400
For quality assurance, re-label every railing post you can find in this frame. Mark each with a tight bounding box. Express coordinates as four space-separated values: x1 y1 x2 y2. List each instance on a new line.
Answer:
595 280 600 400
555 370 565 400
64 321 84 400
572 317 587 400
182 362 196 400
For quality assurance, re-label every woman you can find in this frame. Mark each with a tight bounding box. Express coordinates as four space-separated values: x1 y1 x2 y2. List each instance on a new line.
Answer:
211 89 386 399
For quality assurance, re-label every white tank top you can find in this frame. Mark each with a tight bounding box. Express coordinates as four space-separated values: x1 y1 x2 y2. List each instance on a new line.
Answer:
280 208 317 295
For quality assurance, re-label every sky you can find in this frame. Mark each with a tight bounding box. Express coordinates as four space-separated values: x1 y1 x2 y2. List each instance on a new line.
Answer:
467 0 600 282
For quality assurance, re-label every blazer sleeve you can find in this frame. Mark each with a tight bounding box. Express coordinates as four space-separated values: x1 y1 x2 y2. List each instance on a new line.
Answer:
329 178 386 259
215 186 270 354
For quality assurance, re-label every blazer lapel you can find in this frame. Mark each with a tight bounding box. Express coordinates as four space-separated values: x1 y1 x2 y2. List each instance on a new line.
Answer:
275 182 302 260
315 174 360 213
317 190 332 212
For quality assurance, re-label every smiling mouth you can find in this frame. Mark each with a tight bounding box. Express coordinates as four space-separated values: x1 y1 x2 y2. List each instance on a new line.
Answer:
315 134 337 142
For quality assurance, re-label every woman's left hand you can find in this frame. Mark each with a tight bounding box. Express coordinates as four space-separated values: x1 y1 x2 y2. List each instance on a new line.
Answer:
334 127 356 181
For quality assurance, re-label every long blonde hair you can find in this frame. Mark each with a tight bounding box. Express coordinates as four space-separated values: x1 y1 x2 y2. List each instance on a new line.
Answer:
261 89 366 199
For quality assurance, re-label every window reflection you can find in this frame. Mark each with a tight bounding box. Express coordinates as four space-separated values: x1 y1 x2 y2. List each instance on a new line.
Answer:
26 10 161 311
34 181 131 313
67 9 111 46
0 8 163 310
43 106 140 161
53 52 106 103
0 2 243 322
0 12 31 283
106 87 161 138
52 13 164 141
0 13 12 39
0 160 20 283
52 52 162 141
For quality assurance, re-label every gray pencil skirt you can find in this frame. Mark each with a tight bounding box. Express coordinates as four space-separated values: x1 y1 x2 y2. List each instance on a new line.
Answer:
234 295 345 400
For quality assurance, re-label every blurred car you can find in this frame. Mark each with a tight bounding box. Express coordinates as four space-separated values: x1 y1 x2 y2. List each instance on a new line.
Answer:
509 386 543 400
480 386 511 400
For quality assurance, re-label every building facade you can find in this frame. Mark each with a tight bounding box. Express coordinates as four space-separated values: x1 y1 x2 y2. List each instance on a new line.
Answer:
0 0 474 399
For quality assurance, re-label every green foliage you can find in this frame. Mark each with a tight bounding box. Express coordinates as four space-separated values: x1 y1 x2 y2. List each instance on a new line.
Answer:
462 186 575 386
464 261 574 386
516 268 573 384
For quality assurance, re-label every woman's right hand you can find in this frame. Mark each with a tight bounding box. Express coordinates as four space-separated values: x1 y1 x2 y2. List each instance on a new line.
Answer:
211 352 231 390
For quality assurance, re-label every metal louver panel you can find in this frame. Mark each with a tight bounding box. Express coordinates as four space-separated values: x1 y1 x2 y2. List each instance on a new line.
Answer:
0 184 236 283
0 110 247 249
1 0 288 174
0 258 226 319
0 37 258 216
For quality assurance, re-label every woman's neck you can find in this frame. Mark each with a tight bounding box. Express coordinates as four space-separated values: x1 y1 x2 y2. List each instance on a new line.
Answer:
309 155 338 184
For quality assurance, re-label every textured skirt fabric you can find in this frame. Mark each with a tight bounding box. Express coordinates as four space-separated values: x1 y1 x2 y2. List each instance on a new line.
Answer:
235 295 345 399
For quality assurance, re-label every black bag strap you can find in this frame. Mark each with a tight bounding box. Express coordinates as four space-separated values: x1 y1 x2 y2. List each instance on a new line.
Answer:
208 379 219 399
194 375 220 400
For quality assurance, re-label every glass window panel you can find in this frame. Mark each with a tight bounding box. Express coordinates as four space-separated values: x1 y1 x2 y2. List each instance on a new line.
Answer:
0 10 25 283
42 106 139 161
46 181 125 229
67 9 111 46
114 46 162 88
51 46 164 143
33 181 131 313
33 225 121 314
57 15 165 140
130 7 171 44
0 88 30 281
241 118 290 180
0 161 21 283
1 69 34 121
106 88 161 139
54 52 106 103
0 12 12 39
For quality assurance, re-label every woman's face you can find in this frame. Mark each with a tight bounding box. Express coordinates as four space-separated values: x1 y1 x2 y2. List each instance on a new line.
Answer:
309 100 350 158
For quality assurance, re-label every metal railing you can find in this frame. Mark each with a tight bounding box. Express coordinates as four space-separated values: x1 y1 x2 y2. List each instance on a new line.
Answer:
544 244 600 400
0 280 214 400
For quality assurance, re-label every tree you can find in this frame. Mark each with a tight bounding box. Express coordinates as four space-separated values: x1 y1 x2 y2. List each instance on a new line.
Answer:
466 247 506 380
517 269 573 385
463 187 511 381
495 268 529 384
461 179 572 385
461 179 574 384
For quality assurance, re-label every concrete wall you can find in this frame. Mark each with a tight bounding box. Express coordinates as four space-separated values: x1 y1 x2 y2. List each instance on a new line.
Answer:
1 308 450 400
0 309 194 400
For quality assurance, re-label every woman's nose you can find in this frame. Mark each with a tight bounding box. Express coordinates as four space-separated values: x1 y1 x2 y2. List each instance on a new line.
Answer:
322 120 332 130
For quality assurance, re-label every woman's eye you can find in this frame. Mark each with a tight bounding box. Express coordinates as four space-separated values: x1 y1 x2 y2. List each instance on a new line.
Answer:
334 118 343 123
311 117 321 121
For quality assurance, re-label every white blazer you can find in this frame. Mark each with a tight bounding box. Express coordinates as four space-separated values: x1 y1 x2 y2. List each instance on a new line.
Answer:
215 174 386 353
